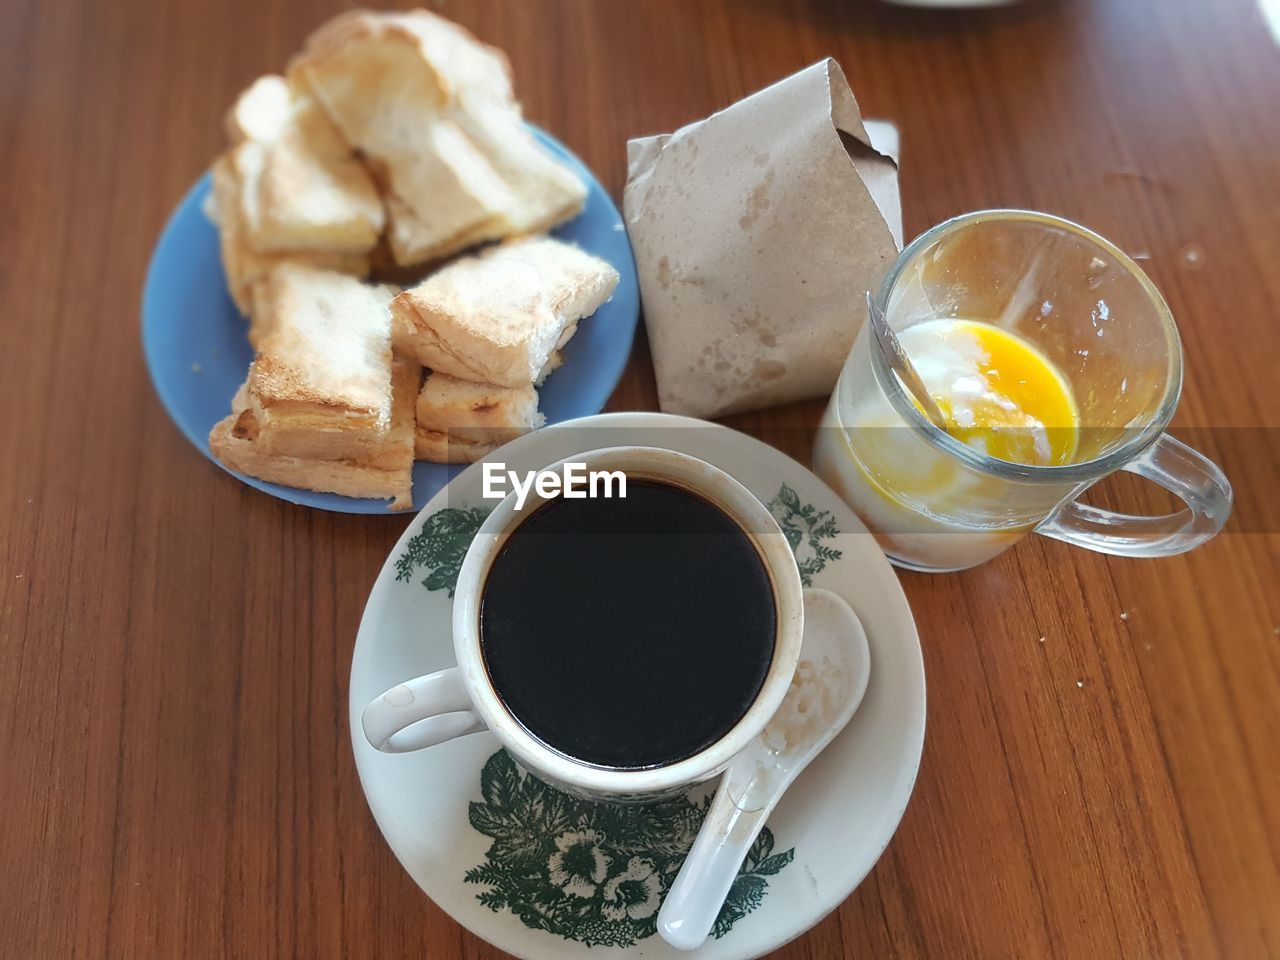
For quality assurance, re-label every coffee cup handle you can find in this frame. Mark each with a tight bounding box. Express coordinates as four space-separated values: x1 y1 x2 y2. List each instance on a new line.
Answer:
1036 433 1232 558
362 667 487 753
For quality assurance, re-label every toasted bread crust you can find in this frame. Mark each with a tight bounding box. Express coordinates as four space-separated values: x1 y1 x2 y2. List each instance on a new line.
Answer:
240 265 401 462
415 371 543 445
289 10 584 267
211 72 382 316
211 414 413 509
209 357 418 509
413 426 499 464
392 237 619 387
211 152 371 316
249 264 397 414
224 75 292 145
221 76 384 257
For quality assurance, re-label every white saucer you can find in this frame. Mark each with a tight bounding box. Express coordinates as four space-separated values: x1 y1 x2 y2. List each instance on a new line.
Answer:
349 413 926 959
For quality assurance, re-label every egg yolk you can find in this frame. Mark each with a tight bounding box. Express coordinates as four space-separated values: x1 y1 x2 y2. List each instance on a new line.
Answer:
901 319 1079 466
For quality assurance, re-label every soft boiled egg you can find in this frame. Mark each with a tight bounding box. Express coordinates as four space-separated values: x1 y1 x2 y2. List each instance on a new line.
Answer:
900 318 1079 466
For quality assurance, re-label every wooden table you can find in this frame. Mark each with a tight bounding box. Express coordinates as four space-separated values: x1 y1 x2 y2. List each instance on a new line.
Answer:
2 0 1277 956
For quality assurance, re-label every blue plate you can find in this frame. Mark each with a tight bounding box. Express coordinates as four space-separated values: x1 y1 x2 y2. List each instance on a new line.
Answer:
142 128 640 514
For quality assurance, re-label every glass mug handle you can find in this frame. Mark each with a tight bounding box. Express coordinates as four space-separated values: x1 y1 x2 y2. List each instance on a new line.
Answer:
1037 434 1232 558
362 667 487 753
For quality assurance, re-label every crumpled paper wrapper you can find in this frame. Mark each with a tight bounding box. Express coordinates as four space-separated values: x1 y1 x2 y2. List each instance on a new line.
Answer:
624 59 903 419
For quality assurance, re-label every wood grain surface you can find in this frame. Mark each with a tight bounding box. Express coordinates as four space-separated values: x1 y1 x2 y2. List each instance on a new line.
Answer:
1 0 1277 957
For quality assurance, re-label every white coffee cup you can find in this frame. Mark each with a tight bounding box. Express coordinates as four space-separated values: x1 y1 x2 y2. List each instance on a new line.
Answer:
361 446 805 801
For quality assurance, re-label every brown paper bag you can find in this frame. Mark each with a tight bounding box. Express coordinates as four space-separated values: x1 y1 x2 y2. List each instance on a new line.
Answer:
624 59 902 419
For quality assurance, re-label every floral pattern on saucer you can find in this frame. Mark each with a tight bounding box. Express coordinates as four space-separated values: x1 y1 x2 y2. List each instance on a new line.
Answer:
395 484 843 597
354 412 927 960
464 750 794 947
394 505 491 597
767 484 843 586
392 484 849 946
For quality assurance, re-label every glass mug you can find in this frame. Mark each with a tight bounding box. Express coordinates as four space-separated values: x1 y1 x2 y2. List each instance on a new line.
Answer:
813 210 1232 572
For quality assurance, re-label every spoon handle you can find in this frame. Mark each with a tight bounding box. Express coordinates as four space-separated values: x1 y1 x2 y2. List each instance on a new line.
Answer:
657 762 780 951
866 291 950 432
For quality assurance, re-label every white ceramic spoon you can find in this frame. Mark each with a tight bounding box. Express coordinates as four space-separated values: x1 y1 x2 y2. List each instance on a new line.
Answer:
656 588 872 951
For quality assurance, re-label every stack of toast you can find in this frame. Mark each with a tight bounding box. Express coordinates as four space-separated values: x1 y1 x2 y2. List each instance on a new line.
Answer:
290 11 588 266
205 9 619 509
395 237 619 462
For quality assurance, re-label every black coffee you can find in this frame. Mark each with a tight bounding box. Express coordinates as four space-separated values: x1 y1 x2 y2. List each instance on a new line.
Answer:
479 479 777 769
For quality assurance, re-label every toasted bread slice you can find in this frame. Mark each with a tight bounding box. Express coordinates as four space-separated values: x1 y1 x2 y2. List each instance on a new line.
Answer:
386 12 585 238
391 237 619 387
413 428 498 464
413 371 543 463
244 265 400 460
223 76 384 256
244 123 383 253
210 74 382 311
225 75 292 144
451 98 586 236
210 357 418 510
375 118 514 265
210 155 370 314
289 10 512 139
289 10 584 266
291 19 512 268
